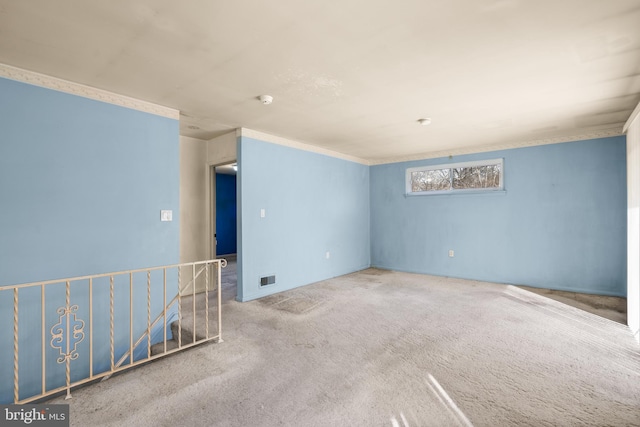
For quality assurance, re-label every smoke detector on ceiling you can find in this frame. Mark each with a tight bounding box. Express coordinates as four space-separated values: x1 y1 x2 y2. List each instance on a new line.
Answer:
418 118 432 126
259 95 273 105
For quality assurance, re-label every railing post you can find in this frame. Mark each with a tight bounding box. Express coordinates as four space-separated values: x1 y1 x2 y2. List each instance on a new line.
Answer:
192 263 196 343
177 267 182 348
147 270 151 358
41 284 46 396
216 260 223 343
163 268 167 353
13 288 19 403
129 273 133 365
109 276 114 372
65 281 71 399
89 278 93 379
205 263 209 339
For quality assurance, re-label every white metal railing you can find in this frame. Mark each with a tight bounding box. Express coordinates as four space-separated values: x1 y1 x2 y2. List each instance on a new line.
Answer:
0 259 226 404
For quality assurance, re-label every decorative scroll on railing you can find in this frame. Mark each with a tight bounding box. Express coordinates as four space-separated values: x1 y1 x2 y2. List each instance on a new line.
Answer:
0 259 226 404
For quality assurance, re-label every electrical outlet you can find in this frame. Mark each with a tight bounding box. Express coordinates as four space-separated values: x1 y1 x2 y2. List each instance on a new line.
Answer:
448 250 454 257
326 251 330 259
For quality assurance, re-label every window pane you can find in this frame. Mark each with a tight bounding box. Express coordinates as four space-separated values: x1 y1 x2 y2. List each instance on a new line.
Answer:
452 164 501 189
411 168 451 192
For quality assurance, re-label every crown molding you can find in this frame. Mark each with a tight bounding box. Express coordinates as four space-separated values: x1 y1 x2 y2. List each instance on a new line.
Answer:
624 102 640 133
369 127 624 165
238 128 370 165
0 63 179 120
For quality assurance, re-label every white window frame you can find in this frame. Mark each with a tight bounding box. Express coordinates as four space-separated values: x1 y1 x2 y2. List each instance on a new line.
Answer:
406 158 504 196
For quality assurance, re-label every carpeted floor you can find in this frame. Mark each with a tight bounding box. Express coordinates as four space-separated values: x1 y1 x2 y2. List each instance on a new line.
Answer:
519 285 627 325
50 266 640 426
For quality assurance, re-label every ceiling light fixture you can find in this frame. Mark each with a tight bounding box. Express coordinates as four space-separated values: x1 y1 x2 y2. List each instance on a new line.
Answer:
418 118 432 126
259 95 273 105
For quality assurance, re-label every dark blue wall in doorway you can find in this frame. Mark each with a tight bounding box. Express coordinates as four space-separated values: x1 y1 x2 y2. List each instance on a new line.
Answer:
216 173 237 255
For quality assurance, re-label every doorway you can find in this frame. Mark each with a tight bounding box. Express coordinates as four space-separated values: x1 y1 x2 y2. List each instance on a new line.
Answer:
211 162 238 302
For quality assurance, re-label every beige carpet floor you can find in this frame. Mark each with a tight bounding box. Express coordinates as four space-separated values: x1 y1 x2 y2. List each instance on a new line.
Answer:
519 285 627 325
50 266 640 426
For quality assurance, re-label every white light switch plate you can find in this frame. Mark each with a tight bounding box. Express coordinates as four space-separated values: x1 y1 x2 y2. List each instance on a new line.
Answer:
161 210 173 221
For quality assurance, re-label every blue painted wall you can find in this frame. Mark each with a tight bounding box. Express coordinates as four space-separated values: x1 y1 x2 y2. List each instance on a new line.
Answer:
0 77 179 402
215 173 237 255
370 136 627 296
237 137 370 301
0 78 179 284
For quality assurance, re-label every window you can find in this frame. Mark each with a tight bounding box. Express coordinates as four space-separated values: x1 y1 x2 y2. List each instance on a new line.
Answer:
406 158 503 195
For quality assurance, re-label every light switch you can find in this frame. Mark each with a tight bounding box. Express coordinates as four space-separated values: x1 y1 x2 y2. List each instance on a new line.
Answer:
260 209 266 218
161 210 173 221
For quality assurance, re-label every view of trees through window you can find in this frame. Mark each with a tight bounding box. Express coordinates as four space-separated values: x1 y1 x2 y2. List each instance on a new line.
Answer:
453 164 501 189
409 160 502 193
410 168 450 192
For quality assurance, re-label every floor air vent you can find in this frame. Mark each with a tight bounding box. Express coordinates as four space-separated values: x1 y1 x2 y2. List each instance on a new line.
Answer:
260 275 276 286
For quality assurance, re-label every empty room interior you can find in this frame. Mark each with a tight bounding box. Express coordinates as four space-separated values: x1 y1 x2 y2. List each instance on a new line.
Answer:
1 1 639 426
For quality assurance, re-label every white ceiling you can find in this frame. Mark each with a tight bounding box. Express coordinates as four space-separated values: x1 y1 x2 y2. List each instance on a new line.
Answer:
1 0 639 162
